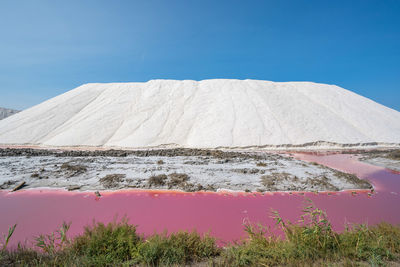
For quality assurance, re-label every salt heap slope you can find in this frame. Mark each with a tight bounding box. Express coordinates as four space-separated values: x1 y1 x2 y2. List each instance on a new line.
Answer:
0 79 399 149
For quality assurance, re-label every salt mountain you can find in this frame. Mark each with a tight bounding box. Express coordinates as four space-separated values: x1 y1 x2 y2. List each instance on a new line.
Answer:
0 79 399 149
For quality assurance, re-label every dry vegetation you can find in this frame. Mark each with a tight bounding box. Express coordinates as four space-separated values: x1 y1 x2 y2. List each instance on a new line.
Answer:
147 173 205 192
148 174 168 187
99 174 126 188
256 162 267 167
60 162 87 177
167 173 189 188
0 147 376 192
216 200 400 266
260 172 293 189
358 149 400 161
333 171 372 189
388 150 400 160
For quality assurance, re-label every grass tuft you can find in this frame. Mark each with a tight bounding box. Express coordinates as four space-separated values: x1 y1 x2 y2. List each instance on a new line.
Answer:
71 217 141 264
60 163 87 173
138 231 220 265
1 224 17 251
99 174 126 188
387 150 400 160
148 174 168 187
256 162 267 167
167 173 189 188
216 199 400 266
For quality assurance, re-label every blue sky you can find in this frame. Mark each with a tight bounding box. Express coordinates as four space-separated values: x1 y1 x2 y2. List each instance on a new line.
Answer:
0 0 399 111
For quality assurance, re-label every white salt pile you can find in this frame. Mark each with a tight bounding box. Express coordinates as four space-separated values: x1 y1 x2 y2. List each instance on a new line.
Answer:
0 79 399 149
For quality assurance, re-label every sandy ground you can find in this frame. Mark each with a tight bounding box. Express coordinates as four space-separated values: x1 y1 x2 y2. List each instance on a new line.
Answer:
0 148 371 192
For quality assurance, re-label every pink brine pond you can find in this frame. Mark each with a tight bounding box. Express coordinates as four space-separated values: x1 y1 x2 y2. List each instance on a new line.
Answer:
1 153 399 248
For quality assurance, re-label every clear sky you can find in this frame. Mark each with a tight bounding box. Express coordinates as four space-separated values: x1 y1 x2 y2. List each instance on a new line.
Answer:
0 0 399 111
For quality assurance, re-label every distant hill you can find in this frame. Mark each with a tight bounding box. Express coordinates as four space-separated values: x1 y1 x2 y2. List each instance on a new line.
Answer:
0 107 19 120
0 79 399 149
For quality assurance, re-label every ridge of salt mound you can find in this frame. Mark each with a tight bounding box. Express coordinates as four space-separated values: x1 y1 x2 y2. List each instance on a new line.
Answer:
0 79 399 149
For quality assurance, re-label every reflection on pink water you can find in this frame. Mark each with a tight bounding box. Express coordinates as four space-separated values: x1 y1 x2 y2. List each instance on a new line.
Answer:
1 153 399 248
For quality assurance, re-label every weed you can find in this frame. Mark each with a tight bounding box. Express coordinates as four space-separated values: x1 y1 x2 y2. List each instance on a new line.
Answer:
260 172 292 190
309 175 339 191
148 174 168 187
71 217 141 264
387 150 400 160
233 168 260 174
1 224 16 251
60 162 87 178
138 231 220 265
1 201 400 266
256 162 267 167
218 199 400 266
60 163 87 173
167 173 189 188
99 174 126 188
35 221 71 254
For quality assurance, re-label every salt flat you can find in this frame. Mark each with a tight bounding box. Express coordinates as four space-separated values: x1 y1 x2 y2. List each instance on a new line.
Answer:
0 79 399 149
0 149 371 192
358 150 400 172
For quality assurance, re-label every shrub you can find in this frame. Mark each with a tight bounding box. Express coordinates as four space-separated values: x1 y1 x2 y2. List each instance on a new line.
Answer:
138 231 220 265
60 163 87 173
167 173 189 187
387 150 400 160
35 222 71 255
70 218 141 264
99 174 126 188
2 200 400 266
148 174 168 187
217 199 400 266
1 224 17 251
256 162 267 167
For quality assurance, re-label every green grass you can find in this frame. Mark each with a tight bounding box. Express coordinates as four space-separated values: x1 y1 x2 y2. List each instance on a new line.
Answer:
0 218 220 266
1 223 16 251
1 200 400 266
71 218 141 264
138 231 219 265
215 200 400 266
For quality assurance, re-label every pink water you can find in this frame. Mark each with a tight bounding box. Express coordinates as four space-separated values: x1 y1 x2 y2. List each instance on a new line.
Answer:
1 153 399 248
